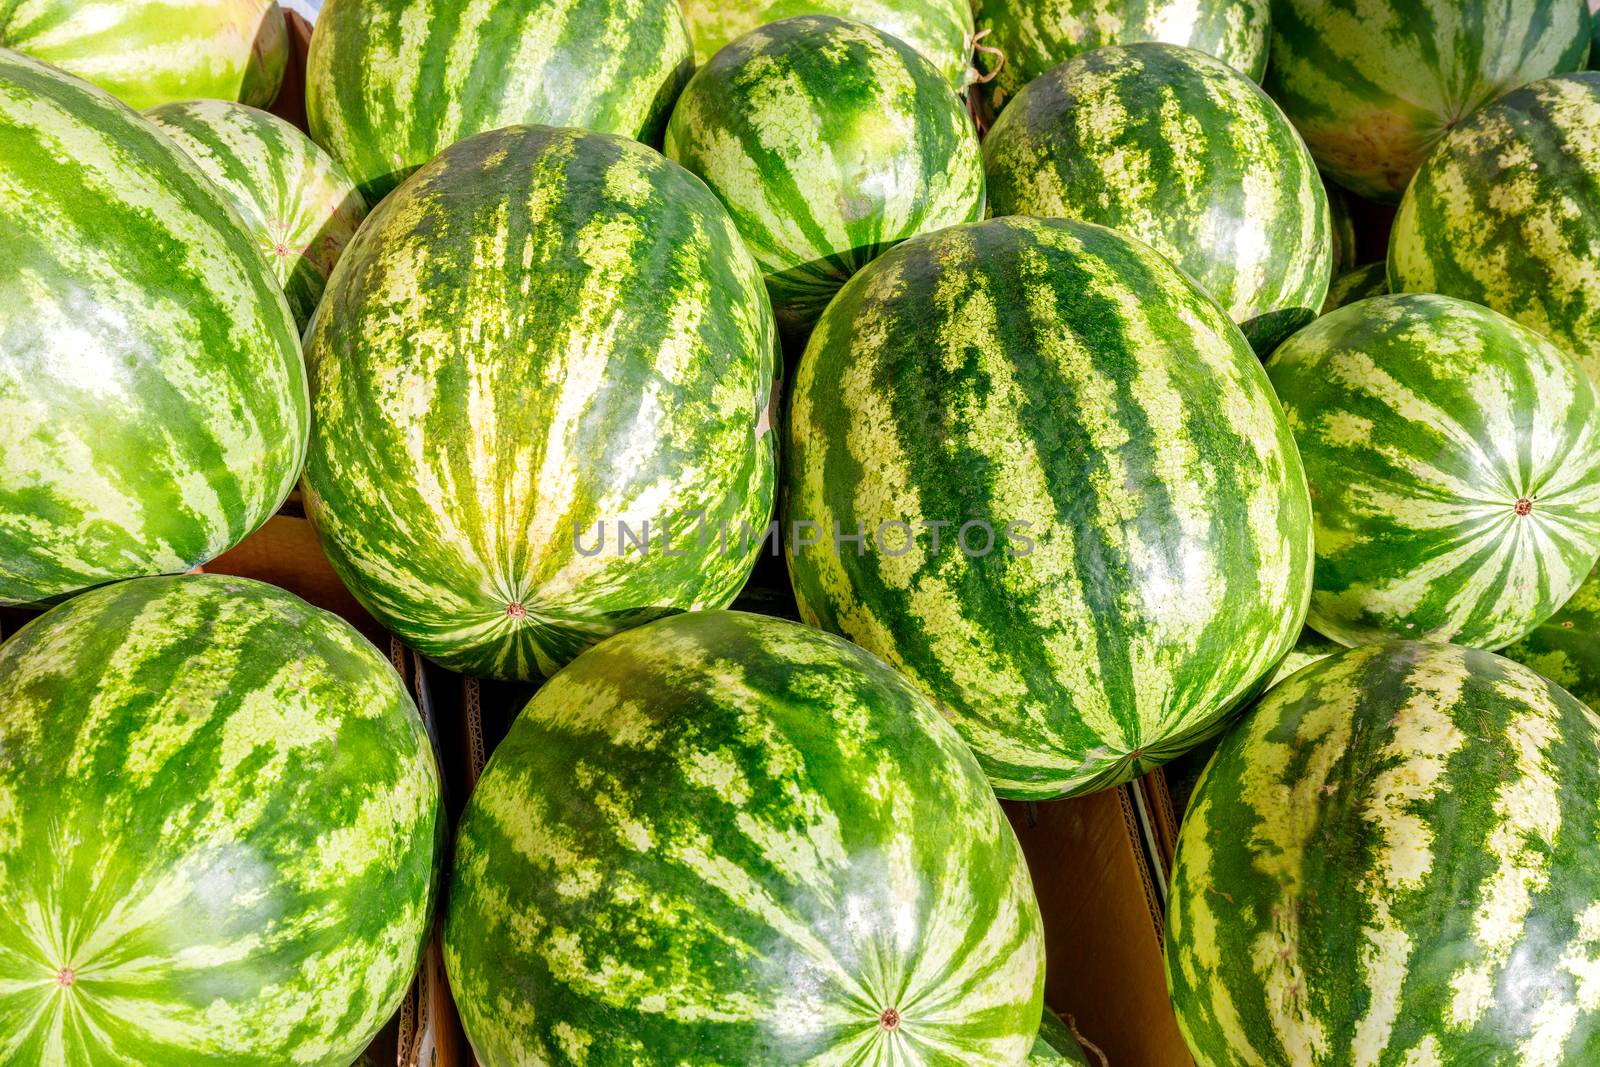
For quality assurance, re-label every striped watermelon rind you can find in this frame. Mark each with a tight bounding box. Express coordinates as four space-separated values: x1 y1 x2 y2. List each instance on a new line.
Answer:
665 15 984 333
1168 639 1600 1065
1266 0 1591 201
1030 1010 1092 1065
0 574 443 1064
0 49 308 607
1505 559 1600 710
1266 292 1600 650
1320 263 1388 314
443 609 1045 1065
1327 181 1357 274
983 41 1330 354
146 99 367 330
302 124 777 681
784 215 1313 800
305 0 693 201
1389 72 1600 383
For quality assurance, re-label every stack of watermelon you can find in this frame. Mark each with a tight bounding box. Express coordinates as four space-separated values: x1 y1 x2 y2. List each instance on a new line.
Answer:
9 0 1600 1062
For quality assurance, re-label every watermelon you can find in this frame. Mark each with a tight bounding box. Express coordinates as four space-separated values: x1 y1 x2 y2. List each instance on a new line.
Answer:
305 0 693 201
0 574 442 1064
1321 262 1388 314
0 0 287 109
146 99 367 330
973 0 1269 121
1505 559 1600 709
1327 181 1357 274
1168 639 1600 1065
1265 0 1591 201
679 0 975 86
302 124 776 681
1030 1010 1093 1065
983 42 1330 354
0 51 307 607
1266 292 1600 650
443 609 1046 1066
1389 72 1600 383
664 15 984 333
784 215 1313 800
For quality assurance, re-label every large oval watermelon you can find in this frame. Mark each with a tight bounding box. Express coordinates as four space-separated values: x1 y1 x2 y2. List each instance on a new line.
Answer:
443 609 1045 1066
0 51 307 607
305 0 693 201
1389 72 1600 382
1505 559 1600 709
665 15 983 333
984 42 1330 354
1266 292 1600 650
973 0 1269 121
147 99 367 331
0 574 442 1065
1167 639 1600 1065
679 0 975 86
303 124 776 681
0 0 287 109
1265 0 1591 201
784 216 1313 800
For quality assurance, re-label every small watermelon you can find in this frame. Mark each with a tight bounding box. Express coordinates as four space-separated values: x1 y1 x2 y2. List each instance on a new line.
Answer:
665 16 983 333
973 0 1269 120
303 125 776 680
1168 639 1600 1065
147 99 367 330
1327 181 1357 274
1505 560 1600 709
984 42 1329 353
679 0 975 86
0 0 287 109
305 0 693 200
785 216 1312 800
1030 1010 1093 1065
443 609 1046 1066
1389 72 1600 382
0 574 443 1064
1266 293 1600 650
1263 625 1342 690
1320 262 1388 314
0 51 307 607
1266 0 1591 201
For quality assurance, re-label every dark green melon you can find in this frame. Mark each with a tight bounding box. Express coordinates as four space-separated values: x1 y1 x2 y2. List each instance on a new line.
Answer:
1030 1010 1093 1065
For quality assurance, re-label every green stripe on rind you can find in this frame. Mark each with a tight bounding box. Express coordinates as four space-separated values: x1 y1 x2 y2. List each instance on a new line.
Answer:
680 0 975 86
783 216 1313 800
0 574 443 1065
973 0 1268 121
1266 293 1600 651
1389 72 1600 382
984 42 1330 354
443 609 1045 1066
1029 1010 1091 1065
1263 625 1343 690
1168 639 1600 1065
146 100 367 331
1266 0 1590 202
305 0 694 202
1505 559 1600 708
0 50 308 607
1320 262 1388 314
664 16 984 333
0 0 287 109
1327 180 1357 274
302 124 777 682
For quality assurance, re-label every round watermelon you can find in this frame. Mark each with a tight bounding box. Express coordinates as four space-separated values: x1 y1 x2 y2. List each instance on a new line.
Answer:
305 0 693 202
147 99 367 331
1505 560 1600 709
973 0 1269 121
1320 262 1387 314
302 124 776 681
0 51 307 607
443 609 1045 1066
984 42 1330 354
1266 293 1600 650
1030 1010 1093 1065
784 215 1313 800
1266 0 1591 201
0 574 443 1064
1327 181 1358 275
1168 639 1600 1065
680 0 974 86
665 15 983 333
0 0 287 109
1389 72 1600 382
